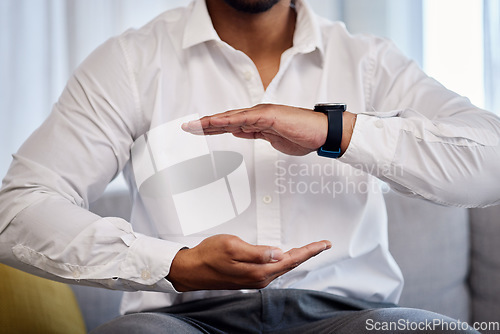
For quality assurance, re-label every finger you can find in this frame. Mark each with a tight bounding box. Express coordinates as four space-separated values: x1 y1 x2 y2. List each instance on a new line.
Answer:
181 122 242 135
199 126 248 136
180 114 238 133
276 240 332 270
204 104 274 119
193 108 252 129
221 112 271 130
181 115 253 134
230 241 285 264
234 240 332 286
207 110 273 131
239 240 331 272
181 119 205 134
200 107 252 119
181 104 270 133
232 131 263 140
199 104 271 120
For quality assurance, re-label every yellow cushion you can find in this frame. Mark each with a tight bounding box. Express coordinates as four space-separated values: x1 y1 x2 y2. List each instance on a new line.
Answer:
0 263 86 334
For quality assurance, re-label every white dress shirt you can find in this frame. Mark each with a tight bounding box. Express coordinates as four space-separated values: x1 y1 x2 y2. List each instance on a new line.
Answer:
1 0 499 315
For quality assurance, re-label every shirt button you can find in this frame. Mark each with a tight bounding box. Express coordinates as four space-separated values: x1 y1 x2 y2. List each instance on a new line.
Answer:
374 120 384 129
243 70 253 81
262 195 273 204
72 270 81 279
141 269 151 280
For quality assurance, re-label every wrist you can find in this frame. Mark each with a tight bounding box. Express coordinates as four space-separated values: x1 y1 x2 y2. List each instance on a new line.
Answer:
166 247 191 292
340 111 356 155
314 103 344 158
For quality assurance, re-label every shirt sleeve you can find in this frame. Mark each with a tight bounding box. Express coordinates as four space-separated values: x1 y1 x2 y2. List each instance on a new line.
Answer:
0 35 185 292
339 38 500 208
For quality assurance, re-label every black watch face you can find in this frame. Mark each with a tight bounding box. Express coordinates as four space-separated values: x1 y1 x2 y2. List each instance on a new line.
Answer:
314 103 346 112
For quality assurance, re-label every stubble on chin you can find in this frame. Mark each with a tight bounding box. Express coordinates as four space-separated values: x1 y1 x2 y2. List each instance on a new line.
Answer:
222 0 281 14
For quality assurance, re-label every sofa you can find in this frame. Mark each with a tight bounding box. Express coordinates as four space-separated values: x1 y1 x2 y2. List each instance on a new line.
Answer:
69 189 500 332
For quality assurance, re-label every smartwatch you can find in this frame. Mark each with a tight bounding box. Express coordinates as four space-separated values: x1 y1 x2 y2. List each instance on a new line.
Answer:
314 103 346 159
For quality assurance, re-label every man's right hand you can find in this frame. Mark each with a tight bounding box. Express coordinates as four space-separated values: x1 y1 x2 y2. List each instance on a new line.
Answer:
166 234 332 292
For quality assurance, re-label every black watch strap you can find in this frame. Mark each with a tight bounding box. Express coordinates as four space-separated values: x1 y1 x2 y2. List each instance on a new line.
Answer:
314 103 346 159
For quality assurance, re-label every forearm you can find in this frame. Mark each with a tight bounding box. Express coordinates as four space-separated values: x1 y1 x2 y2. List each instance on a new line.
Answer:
335 38 500 207
0 170 185 291
339 106 500 207
0 32 187 290
340 111 357 155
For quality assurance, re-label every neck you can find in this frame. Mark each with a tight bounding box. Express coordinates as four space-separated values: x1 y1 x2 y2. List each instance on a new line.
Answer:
206 0 296 88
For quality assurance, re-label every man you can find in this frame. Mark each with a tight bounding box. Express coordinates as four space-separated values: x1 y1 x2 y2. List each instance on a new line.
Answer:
0 0 498 332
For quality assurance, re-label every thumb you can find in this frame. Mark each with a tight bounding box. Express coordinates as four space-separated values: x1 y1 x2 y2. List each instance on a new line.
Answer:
235 243 284 264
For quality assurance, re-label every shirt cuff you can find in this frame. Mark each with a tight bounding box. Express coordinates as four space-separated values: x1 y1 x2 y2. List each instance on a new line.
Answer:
120 233 186 292
339 113 403 175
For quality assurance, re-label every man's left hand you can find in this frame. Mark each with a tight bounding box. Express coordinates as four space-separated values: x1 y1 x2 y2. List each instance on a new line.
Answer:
182 104 355 156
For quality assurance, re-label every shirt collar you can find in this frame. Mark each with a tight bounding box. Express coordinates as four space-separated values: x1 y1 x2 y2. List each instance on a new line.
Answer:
182 0 220 49
182 0 325 60
292 0 324 58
